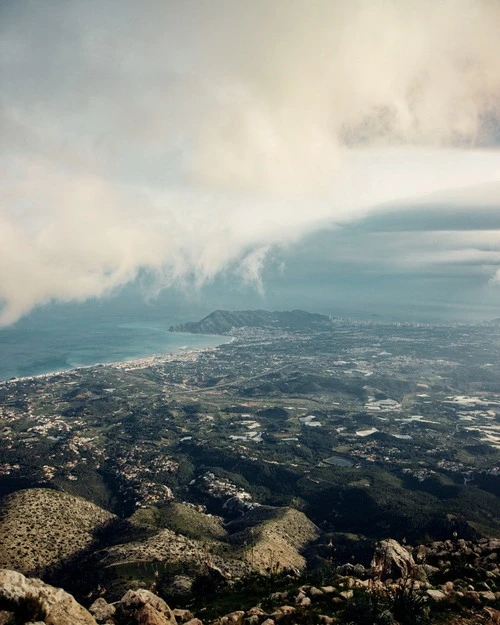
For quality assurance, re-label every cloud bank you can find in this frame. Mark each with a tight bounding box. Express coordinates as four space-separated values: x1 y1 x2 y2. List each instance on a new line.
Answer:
2 0 500 324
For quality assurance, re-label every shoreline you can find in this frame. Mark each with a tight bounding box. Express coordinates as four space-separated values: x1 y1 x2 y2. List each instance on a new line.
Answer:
0 334 234 386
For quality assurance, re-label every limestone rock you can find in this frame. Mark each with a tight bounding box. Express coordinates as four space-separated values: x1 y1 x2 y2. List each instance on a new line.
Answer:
480 591 497 602
309 586 323 597
220 610 244 625
483 606 500 624
89 597 116 623
136 603 175 625
426 589 446 601
0 569 97 625
119 589 177 625
245 607 266 617
271 606 295 621
173 608 195 622
371 539 420 581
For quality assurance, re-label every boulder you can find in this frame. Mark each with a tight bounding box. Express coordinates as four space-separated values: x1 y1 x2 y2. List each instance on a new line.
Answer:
220 611 245 625
89 597 116 623
480 591 497 602
309 586 323 597
483 606 500 624
0 569 97 625
119 589 177 625
246 607 266 617
173 609 195 623
271 606 295 621
371 539 421 581
317 616 337 625
426 589 446 601
170 576 194 597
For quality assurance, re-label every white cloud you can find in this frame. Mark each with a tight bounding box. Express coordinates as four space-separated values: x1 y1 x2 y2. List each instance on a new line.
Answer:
1 0 500 323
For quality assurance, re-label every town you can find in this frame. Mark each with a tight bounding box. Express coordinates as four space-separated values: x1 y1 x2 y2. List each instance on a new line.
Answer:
0 312 499 542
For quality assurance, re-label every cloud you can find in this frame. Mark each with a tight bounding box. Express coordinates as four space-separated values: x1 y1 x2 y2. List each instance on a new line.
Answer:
1 0 500 324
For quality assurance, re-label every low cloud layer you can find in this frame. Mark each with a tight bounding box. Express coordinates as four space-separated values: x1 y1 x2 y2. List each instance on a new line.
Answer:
2 0 500 324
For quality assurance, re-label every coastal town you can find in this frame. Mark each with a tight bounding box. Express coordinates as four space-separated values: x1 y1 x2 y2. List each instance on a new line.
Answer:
0 311 499 540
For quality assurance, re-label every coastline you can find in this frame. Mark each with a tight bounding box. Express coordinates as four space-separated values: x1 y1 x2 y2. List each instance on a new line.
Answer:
0 333 234 386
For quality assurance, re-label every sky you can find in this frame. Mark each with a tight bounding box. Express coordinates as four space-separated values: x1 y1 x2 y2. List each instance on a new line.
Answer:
2 0 500 324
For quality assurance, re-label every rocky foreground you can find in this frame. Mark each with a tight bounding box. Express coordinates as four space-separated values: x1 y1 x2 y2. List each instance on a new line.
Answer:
1 537 499 625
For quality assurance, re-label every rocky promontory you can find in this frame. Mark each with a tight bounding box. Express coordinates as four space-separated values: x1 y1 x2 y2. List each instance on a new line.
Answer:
169 310 331 335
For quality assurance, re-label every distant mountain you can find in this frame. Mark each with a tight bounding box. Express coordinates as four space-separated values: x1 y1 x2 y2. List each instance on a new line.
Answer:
170 309 331 334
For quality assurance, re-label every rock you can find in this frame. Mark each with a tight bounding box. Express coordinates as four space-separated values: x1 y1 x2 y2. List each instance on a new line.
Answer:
243 615 260 625
184 619 203 625
318 616 337 625
421 564 439 577
245 607 266 617
320 586 335 594
340 590 353 600
271 606 295 621
170 576 194 597
309 586 323 597
480 591 497 602
466 591 482 604
483 606 500 624
220 611 244 625
119 589 177 625
137 603 176 625
89 598 116 623
261 620 275 625
352 564 365 576
371 539 421 582
299 596 311 607
269 591 288 602
353 579 369 588
0 569 97 625
426 589 446 601
173 609 195 623
441 581 454 594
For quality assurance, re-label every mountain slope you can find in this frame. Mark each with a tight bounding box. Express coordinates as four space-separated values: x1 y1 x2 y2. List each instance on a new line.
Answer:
0 488 115 575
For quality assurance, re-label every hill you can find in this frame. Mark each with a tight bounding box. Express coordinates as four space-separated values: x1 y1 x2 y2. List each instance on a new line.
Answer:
0 488 115 576
84 504 318 600
169 309 331 334
170 310 330 334
227 506 319 573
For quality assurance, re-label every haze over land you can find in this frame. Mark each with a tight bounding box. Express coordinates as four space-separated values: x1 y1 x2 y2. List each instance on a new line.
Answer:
2 0 500 325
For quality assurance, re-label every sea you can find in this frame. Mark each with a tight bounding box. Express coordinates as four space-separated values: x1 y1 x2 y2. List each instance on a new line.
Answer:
0 297 228 381
1 277 497 382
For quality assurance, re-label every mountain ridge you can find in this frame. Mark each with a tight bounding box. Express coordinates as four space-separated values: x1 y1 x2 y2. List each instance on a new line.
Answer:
169 309 331 335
